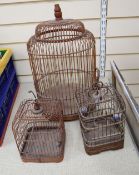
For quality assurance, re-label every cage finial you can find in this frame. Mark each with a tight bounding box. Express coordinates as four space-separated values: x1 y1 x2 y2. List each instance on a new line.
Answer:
54 4 63 20
28 90 42 113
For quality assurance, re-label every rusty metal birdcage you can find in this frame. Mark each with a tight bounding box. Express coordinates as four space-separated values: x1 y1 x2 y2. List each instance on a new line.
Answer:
75 82 126 155
12 99 65 163
27 4 99 121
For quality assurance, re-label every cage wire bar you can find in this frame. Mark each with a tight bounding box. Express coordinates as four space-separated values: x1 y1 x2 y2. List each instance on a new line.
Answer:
12 99 65 163
75 82 126 155
27 4 99 121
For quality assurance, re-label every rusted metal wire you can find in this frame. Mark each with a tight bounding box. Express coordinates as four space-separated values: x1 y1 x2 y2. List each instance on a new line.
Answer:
75 82 126 154
12 99 65 163
27 4 98 121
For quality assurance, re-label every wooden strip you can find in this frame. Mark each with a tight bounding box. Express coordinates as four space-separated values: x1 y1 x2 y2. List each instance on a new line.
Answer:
14 60 31 75
17 71 111 83
121 70 139 84
107 18 139 37
107 37 139 54
0 0 52 4
18 75 33 82
14 54 139 76
108 0 139 17
0 40 100 60
2 18 139 43
105 54 139 70
128 85 139 98
17 69 139 85
0 0 100 25
0 0 94 5
1 37 139 60
0 24 36 43
18 69 139 85
0 20 100 43
0 43 28 60
135 98 139 105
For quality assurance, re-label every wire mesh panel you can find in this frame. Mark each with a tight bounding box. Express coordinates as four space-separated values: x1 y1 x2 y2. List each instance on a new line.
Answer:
12 99 65 163
75 82 126 155
27 4 99 121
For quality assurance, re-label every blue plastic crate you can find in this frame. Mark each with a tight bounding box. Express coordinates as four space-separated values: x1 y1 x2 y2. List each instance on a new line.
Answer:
2 89 12 116
0 79 18 139
0 75 18 138
5 58 14 78
0 70 7 96
0 109 5 137
0 109 4 126
0 68 15 101
10 74 18 97
0 55 15 97
0 57 19 141
0 89 12 138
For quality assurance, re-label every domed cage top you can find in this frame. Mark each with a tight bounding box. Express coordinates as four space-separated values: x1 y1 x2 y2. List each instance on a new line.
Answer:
27 4 99 121
12 99 65 163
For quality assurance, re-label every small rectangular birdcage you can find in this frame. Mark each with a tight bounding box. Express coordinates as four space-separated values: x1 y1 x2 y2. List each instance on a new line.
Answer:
12 99 65 163
27 4 99 121
75 82 126 155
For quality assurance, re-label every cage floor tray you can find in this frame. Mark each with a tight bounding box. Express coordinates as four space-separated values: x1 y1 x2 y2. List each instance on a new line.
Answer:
39 83 85 120
81 117 124 154
82 118 122 145
21 127 65 163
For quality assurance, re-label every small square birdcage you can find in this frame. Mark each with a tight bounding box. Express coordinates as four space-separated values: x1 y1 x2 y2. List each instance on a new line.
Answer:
75 82 126 155
27 4 99 121
12 98 65 163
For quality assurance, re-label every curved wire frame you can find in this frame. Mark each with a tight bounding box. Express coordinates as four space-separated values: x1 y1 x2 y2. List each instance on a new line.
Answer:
12 99 65 163
75 83 126 154
27 5 98 121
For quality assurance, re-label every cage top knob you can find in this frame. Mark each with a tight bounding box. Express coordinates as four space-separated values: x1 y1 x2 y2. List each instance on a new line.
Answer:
28 90 43 114
54 4 63 21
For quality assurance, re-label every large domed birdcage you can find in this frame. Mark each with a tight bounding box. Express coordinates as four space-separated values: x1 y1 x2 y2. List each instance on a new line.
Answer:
27 4 99 121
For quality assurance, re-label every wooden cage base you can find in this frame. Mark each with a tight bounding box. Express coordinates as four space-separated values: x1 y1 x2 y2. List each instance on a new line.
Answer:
20 126 65 163
84 140 124 155
63 114 79 121
21 155 64 163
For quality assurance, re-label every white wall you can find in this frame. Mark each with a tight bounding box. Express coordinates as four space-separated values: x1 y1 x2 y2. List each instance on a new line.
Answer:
0 0 139 102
